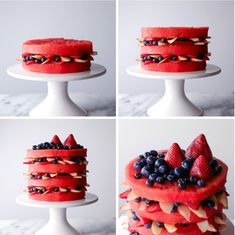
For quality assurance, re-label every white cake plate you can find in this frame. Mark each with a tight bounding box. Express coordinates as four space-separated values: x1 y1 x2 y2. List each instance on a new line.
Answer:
16 193 98 235
127 64 221 117
7 63 106 117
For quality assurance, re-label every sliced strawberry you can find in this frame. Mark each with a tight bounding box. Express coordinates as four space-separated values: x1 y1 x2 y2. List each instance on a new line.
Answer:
146 203 161 213
64 134 77 148
190 155 213 180
165 143 185 168
119 190 131 199
51 135 62 145
186 134 212 160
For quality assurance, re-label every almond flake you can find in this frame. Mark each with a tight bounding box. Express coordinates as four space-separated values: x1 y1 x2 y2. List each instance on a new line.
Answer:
47 157 56 162
138 201 146 211
158 41 167 46
70 189 81 193
167 38 177 44
159 58 166 64
150 54 160 59
197 220 209 233
194 42 205 45
127 191 139 201
159 202 174 214
151 222 163 235
190 38 200 42
120 202 130 211
61 56 71 62
59 187 68 192
42 175 50 180
31 55 42 59
74 58 88 63
70 173 78 177
164 224 177 233
64 160 75 164
178 56 188 61
42 59 49 65
50 173 57 178
189 206 207 218
216 192 228 209
58 160 66 164
191 58 203 62
74 176 83 179
178 205 191 221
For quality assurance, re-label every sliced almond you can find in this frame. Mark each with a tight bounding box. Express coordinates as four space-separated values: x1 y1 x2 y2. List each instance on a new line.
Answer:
159 58 166 64
127 191 139 201
70 173 78 177
178 55 188 61
74 58 88 63
74 175 83 179
35 186 44 190
197 220 210 233
190 38 200 42
194 42 205 45
191 58 203 62
189 206 207 218
31 54 42 59
120 202 130 211
208 224 217 232
42 175 50 180
216 192 228 209
164 224 177 233
151 222 163 235
42 190 49 195
214 215 226 225
58 160 66 164
150 54 160 59
158 41 167 46
59 187 68 192
50 173 57 178
159 201 174 214
42 59 49 65
47 157 57 162
64 159 75 164
138 201 146 211
70 189 81 193
167 38 177 44
178 205 191 221
61 56 71 62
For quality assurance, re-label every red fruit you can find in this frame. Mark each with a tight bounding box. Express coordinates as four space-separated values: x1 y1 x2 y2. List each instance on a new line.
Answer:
64 134 77 148
190 155 213 180
165 143 185 168
186 134 212 160
146 203 161 213
51 135 62 145
119 190 130 199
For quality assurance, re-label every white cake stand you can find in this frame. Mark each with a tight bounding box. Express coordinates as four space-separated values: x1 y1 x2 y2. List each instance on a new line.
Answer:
7 63 106 117
127 64 221 117
16 193 98 235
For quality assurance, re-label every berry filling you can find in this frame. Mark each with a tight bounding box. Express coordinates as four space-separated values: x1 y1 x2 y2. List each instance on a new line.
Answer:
31 141 84 150
25 171 87 179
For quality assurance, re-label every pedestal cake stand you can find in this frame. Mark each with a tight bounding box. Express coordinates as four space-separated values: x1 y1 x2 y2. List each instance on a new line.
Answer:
7 63 106 117
127 64 221 117
16 193 98 235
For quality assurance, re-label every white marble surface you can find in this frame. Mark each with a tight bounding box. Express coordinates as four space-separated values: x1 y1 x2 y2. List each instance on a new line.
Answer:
0 93 115 116
119 93 234 116
0 218 115 235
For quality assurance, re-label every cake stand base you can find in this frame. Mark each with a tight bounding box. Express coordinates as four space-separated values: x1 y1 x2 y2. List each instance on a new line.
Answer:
147 79 202 117
16 193 98 235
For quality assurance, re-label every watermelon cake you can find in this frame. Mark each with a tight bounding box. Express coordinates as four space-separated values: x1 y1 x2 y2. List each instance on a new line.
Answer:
120 134 228 235
138 27 211 72
20 38 96 74
24 134 88 201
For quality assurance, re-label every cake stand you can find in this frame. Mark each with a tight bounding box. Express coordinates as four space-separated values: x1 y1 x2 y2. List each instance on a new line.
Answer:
127 64 221 117
16 193 98 235
7 63 106 117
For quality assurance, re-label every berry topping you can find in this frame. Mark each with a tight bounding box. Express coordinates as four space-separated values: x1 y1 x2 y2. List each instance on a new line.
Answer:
185 134 213 160
190 155 213 180
63 134 78 149
165 143 185 168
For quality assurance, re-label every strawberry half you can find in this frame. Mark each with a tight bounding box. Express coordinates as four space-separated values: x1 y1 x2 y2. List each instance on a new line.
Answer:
51 135 62 145
186 134 212 160
64 134 77 148
119 190 130 199
165 143 185 168
190 155 213 180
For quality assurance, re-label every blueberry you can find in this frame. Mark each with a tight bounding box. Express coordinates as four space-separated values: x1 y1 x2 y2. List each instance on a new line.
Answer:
42 188 47 193
152 40 158 45
35 59 41 64
146 56 152 61
189 176 198 184
154 167 160 175
213 165 222 175
160 38 167 43
28 188 33 193
141 166 152 178
41 56 47 63
143 40 148 46
51 159 58 164
146 179 154 187
174 167 186 178
158 165 168 174
76 185 83 190
141 57 146 62
181 159 192 171
37 175 42 179
142 198 152 205
171 55 178 61
150 150 158 156
33 187 37 192
167 174 175 182
130 232 139 235
146 156 156 165
158 55 164 62
140 159 147 167
138 155 145 161
158 153 165 158
156 176 164 183
28 56 34 61
132 211 140 221
32 145 37 150
149 173 157 181
200 199 208 206
145 152 151 157
207 200 215 208
134 197 141 202
134 161 142 170
134 172 142 179
209 159 218 169
178 178 187 189
37 189 43 194
152 58 158 63
155 158 165 168
53 56 61 62
156 222 164 228
144 223 152 228
197 179 205 187
171 202 180 212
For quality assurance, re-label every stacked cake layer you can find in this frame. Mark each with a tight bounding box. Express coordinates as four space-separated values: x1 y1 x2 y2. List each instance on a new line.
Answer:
139 27 210 72
21 38 96 74
24 134 88 201
120 134 228 235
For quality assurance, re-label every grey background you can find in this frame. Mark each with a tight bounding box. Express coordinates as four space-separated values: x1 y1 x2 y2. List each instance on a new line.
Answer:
0 1 115 96
119 119 234 221
119 0 234 94
0 119 115 220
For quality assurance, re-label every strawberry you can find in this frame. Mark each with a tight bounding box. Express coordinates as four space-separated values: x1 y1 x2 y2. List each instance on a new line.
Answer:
63 134 77 148
119 190 131 199
186 134 212 160
51 135 62 145
190 155 213 180
165 143 185 168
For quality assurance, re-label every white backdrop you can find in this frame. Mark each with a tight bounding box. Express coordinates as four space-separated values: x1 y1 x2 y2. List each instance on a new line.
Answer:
0 119 115 220
119 0 234 94
0 1 115 96
119 119 234 220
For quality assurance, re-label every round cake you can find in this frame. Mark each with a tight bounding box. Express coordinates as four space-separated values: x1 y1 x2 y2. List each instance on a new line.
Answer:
24 134 88 201
20 38 96 74
138 27 210 72
120 134 228 235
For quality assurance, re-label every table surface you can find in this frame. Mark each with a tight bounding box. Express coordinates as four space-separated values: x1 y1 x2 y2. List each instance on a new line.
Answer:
119 92 234 116
0 218 115 235
0 93 115 116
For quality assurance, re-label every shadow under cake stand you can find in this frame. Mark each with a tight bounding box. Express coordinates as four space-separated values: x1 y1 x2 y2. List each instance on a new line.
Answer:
127 64 221 117
16 193 98 235
7 63 106 117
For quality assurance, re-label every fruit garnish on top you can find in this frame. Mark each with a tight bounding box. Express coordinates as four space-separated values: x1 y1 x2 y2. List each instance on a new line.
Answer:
132 134 223 189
